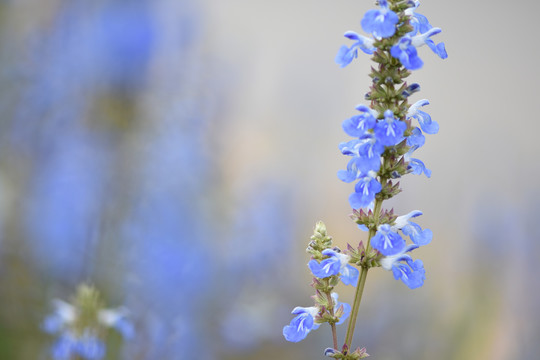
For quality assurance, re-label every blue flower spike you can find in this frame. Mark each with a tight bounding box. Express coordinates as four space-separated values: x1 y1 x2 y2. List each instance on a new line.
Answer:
286 0 445 355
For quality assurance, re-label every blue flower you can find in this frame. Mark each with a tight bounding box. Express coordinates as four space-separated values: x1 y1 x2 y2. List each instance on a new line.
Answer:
405 2 448 59
283 306 320 342
390 36 423 70
308 249 359 285
342 105 378 137
374 110 407 146
348 172 382 209
98 307 135 339
331 293 351 324
42 300 76 334
371 224 406 256
335 32 376 67
407 99 439 134
361 0 399 39
51 332 106 360
338 134 384 177
406 127 425 148
380 244 426 289
75 332 106 360
393 210 433 246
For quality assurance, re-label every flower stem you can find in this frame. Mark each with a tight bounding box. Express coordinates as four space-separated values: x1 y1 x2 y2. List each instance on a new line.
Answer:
326 292 338 350
343 195 383 349
343 265 369 348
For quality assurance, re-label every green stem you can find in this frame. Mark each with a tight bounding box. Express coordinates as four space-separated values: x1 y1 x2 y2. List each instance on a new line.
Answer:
343 265 369 348
326 291 338 350
343 194 384 349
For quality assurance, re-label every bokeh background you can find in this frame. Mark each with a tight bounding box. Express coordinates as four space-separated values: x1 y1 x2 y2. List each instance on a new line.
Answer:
0 0 539 359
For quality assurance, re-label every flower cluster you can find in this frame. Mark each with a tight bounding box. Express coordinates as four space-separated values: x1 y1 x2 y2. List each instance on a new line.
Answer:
285 0 445 358
336 0 445 289
283 222 354 343
42 284 133 360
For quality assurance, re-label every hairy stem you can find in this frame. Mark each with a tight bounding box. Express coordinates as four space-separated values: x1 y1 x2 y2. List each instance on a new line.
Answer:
326 292 339 350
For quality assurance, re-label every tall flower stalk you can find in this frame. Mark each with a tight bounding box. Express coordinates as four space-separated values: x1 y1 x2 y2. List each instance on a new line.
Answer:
283 0 446 358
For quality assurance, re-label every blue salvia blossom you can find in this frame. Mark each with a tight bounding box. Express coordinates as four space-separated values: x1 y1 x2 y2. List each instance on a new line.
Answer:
283 222 353 345
405 0 448 59
283 293 351 342
335 32 375 67
361 0 399 39
308 249 360 285
283 306 320 342
380 244 426 289
42 286 133 360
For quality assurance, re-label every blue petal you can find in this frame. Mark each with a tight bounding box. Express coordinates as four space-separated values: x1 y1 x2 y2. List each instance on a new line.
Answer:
75 337 106 360
408 158 431 178
361 9 399 38
308 258 341 278
51 335 76 360
406 127 425 148
340 264 359 286
402 222 432 246
416 110 439 134
335 45 357 68
426 39 448 59
283 313 314 342
342 113 376 137
371 224 406 256
337 168 357 183
391 42 423 70
336 301 351 325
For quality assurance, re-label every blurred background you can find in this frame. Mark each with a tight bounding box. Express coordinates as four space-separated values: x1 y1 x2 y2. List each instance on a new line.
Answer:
0 0 539 359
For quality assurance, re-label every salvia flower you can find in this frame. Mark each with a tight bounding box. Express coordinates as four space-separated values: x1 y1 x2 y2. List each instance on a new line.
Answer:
283 306 320 342
361 0 399 39
43 284 133 360
283 292 351 343
393 210 433 246
349 171 382 210
308 249 359 285
390 36 423 70
404 146 432 178
335 32 376 67
371 223 406 256
407 99 439 134
374 109 407 146
405 1 448 59
380 244 426 289
342 105 378 137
